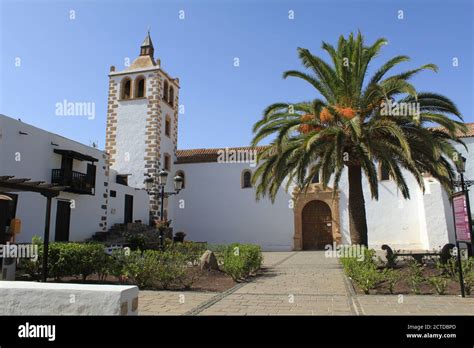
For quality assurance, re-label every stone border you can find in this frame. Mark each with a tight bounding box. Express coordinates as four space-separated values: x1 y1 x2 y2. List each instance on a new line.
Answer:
342 271 363 316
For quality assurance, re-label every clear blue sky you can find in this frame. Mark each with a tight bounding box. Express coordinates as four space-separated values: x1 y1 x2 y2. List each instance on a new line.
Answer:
1 0 472 150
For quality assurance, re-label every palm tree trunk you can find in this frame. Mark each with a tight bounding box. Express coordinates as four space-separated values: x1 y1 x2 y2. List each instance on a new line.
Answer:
348 165 368 246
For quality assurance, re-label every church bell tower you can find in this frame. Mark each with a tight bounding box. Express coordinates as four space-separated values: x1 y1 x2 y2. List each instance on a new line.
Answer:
105 31 180 223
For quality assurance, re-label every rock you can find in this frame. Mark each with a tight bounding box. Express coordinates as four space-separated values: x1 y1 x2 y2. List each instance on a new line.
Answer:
200 250 219 271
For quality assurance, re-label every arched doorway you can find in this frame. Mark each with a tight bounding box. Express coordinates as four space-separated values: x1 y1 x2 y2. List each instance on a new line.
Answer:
302 200 333 250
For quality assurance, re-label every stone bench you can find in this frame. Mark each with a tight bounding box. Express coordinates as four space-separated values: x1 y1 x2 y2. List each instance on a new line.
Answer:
381 243 454 266
0 281 139 315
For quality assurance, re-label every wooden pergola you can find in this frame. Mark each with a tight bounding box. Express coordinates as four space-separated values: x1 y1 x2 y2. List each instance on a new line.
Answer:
0 175 67 282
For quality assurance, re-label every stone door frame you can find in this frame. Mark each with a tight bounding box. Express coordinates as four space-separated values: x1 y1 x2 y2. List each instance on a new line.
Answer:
293 184 341 251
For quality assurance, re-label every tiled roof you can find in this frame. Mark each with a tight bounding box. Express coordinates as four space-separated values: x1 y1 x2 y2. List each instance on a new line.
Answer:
456 122 474 137
176 146 269 164
176 123 474 164
432 122 474 138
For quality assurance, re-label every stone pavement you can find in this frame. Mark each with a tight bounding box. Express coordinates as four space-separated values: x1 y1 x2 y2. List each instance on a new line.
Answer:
139 251 474 315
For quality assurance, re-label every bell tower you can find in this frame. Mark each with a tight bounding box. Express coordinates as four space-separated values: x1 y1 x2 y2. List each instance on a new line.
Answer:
105 31 180 223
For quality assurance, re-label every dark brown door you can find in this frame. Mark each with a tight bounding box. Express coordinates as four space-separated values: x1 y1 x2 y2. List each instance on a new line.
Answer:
302 200 333 250
55 200 71 241
124 195 133 224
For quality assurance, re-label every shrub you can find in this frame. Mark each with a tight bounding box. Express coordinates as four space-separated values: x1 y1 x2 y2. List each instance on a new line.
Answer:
352 263 384 294
74 243 109 281
124 232 147 251
18 236 43 280
221 243 263 281
168 241 207 266
408 260 424 294
428 276 448 295
122 250 161 289
341 248 384 294
464 271 474 295
19 239 110 282
383 268 402 294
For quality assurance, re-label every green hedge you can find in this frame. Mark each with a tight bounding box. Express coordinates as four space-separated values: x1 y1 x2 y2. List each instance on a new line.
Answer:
220 243 263 281
19 239 205 289
19 239 264 287
19 240 108 281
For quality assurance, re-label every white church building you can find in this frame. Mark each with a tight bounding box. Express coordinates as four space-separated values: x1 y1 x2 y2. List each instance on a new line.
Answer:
1 32 473 251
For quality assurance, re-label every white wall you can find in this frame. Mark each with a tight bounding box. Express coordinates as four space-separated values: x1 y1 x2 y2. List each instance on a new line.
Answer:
170 161 294 251
171 154 463 251
107 176 149 228
111 74 151 190
0 115 149 242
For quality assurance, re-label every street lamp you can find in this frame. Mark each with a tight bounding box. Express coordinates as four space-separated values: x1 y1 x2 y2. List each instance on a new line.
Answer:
144 170 184 249
455 155 474 255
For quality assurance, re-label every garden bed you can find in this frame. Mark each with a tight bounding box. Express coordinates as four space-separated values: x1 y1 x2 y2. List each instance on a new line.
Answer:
17 268 237 292
341 248 474 296
16 238 261 293
350 262 465 296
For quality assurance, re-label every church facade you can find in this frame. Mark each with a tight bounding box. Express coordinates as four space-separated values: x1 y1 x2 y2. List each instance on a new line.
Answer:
106 33 474 251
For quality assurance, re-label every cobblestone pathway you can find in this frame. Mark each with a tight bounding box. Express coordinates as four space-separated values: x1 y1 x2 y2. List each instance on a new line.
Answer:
139 251 474 315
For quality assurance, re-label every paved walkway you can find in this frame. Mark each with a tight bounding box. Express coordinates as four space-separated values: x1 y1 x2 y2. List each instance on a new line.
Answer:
139 251 474 315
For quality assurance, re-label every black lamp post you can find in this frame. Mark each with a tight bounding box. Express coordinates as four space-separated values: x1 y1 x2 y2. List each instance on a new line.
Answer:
145 170 184 249
456 155 474 255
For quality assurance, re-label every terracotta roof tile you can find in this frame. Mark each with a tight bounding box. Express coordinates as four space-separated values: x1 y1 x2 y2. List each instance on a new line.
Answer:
176 146 269 164
176 123 474 164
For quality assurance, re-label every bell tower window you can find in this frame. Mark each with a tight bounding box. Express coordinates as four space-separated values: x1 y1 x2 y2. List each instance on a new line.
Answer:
163 80 169 101
121 78 132 100
169 86 174 107
135 76 145 98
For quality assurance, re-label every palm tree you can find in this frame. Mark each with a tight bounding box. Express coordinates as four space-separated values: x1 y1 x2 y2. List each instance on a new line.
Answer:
251 32 466 246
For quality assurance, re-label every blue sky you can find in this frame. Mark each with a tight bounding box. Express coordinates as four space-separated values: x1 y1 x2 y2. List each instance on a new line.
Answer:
1 0 472 150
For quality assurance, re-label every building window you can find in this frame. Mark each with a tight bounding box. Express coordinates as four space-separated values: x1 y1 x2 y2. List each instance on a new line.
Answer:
110 190 117 197
169 86 174 106
163 80 169 101
165 116 171 137
242 170 252 188
176 170 185 188
164 153 171 171
135 76 145 98
379 163 390 181
116 175 129 186
121 78 132 100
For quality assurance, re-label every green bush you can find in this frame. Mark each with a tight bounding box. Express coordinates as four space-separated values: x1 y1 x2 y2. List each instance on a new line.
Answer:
428 276 448 295
112 249 192 290
154 251 187 289
464 271 474 295
383 268 402 294
340 248 384 294
408 260 424 294
220 243 263 281
19 238 110 282
122 250 162 289
167 241 207 266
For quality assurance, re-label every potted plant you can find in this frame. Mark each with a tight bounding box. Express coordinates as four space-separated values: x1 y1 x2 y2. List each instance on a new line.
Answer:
173 231 186 243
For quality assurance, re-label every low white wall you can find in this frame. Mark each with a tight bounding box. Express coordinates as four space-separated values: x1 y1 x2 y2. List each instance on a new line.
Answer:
0 281 139 315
